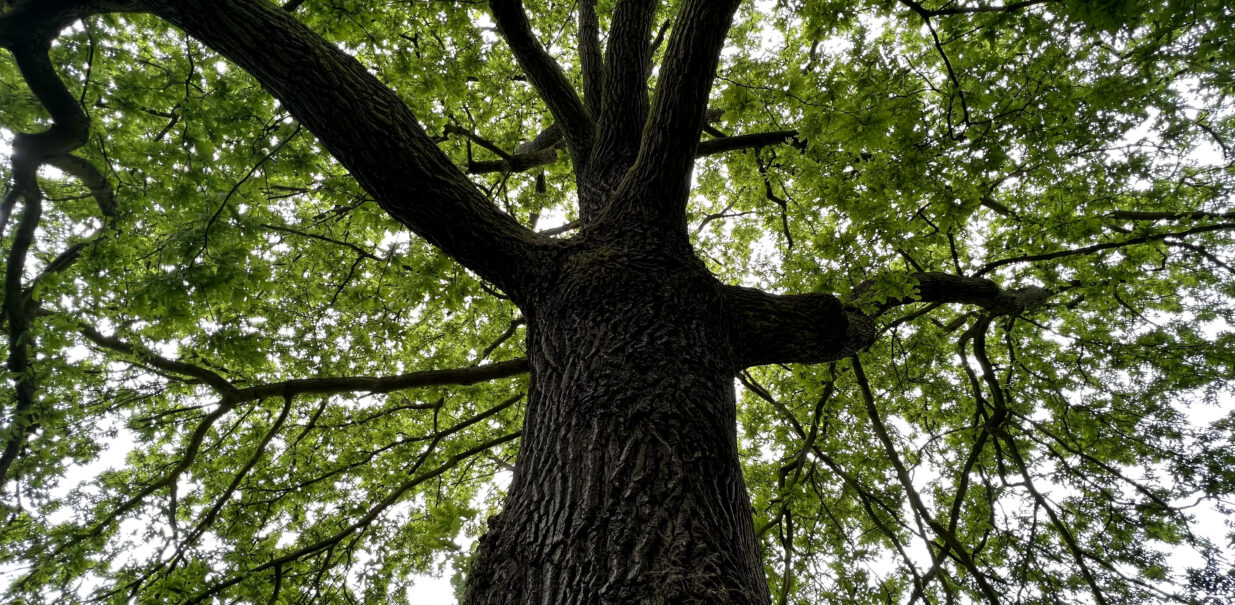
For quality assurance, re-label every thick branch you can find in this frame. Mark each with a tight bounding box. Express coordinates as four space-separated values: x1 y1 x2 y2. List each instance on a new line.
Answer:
867 272 1053 317
1 42 96 212
140 0 545 297
724 285 849 368
467 147 560 174
0 1 139 48
613 0 742 228
488 0 593 164
583 0 658 214
729 272 1053 368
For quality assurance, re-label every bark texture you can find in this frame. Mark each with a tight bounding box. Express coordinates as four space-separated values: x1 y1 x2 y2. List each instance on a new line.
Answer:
466 232 771 604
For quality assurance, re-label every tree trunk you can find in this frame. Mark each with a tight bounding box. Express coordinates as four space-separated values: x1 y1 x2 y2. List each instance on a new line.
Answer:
465 232 771 604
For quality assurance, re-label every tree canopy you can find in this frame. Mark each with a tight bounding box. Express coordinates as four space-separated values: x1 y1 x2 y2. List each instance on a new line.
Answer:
1 0 1234 603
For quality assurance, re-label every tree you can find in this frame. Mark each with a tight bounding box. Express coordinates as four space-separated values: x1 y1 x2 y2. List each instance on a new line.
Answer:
1 0 1233 602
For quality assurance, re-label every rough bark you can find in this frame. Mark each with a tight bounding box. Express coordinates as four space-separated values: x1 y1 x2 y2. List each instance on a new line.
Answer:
466 233 771 604
579 0 658 218
723 286 850 368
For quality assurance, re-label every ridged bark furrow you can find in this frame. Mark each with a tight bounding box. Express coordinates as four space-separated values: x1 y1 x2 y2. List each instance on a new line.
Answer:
466 240 770 604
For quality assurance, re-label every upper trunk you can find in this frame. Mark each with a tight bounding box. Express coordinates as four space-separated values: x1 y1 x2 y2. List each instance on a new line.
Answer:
465 230 771 604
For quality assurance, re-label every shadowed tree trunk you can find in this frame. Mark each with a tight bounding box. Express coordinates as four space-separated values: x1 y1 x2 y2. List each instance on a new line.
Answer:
466 228 772 603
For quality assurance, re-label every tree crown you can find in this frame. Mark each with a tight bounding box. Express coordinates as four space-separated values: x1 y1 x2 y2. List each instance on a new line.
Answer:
1 0 1234 602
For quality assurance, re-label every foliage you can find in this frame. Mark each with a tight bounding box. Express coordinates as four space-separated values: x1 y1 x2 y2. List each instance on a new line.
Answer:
1 0 1233 603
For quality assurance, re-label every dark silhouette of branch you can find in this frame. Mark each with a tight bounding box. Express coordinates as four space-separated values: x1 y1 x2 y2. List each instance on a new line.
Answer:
45 153 117 217
467 128 799 175
260 223 386 262
1107 209 1235 221
577 0 602 117
488 0 593 162
911 0 1055 16
183 430 521 604
740 372 932 597
142 0 547 295
78 321 530 404
852 356 1003 605
444 123 514 161
0 42 108 488
977 223 1235 276
78 325 241 397
697 130 799 156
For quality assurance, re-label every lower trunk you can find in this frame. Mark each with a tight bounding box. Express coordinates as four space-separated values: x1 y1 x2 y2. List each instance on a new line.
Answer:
465 242 770 604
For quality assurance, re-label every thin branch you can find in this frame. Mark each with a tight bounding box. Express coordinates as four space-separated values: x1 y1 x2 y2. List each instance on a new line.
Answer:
1106 209 1235 221
913 0 1054 16
976 223 1235 276
195 124 301 262
852 356 1003 605
968 319 1112 604
183 394 294 551
260 222 385 262
476 318 525 363
1166 240 1235 276
899 0 971 134
184 431 521 604
741 372 930 594
697 130 799 156
998 430 1111 605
